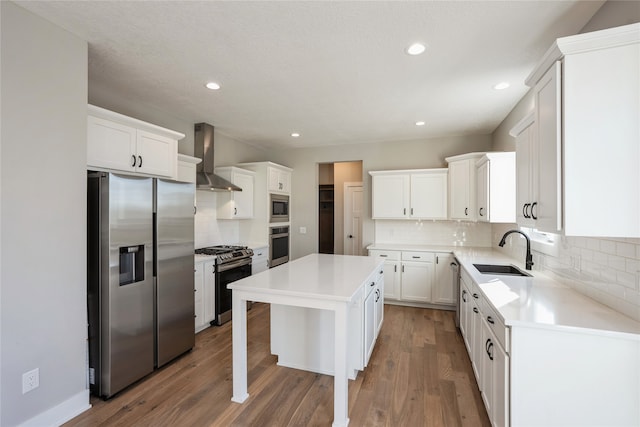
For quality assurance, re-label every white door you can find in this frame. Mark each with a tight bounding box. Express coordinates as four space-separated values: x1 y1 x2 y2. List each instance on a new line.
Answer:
343 182 363 255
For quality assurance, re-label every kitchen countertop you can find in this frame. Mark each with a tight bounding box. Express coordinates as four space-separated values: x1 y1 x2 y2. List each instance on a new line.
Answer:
229 253 384 302
367 243 640 338
454 249 640 338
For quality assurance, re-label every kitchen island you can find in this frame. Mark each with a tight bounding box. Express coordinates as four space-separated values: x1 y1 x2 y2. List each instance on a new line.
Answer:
228 253 384 427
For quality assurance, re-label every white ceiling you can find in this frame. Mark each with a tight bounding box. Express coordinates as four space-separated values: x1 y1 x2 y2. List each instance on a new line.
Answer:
16 1 604 149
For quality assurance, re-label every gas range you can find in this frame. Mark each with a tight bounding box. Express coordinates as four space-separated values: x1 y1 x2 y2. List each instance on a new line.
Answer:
195 245 254 264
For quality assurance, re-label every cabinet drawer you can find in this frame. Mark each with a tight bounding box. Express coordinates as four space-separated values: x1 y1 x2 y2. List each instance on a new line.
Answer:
369 249 400 261
482 301 509 352
401 251 435 262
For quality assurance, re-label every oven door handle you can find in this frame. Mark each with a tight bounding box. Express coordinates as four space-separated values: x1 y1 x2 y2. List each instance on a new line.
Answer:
217 258 252 272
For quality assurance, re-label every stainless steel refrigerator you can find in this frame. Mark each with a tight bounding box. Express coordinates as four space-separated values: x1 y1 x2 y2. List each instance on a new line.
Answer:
87 172 195 398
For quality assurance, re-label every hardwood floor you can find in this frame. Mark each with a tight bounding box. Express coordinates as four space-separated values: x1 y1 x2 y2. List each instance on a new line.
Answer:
66 303 490 426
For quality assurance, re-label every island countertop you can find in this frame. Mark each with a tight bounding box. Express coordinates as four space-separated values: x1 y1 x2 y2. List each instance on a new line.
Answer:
228 253 384 302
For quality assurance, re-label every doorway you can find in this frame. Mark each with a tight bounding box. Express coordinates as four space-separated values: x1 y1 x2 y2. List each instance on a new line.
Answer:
318 161 363 255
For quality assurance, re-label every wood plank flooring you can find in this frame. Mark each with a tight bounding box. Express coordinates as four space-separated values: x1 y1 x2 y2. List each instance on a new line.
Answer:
65 303 490 426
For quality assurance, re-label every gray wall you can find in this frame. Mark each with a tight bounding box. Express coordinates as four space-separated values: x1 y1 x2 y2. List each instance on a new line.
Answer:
1 2 88 425
269 134 493 259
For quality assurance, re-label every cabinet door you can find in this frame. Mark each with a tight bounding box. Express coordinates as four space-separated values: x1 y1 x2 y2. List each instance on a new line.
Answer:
194 264 205 331
87 115 137 172
449 160 476 220
136 129 176 177
381 261 400 300
491 338 509 427
471 298 483 382
460 280 471 352
515 116 536 227
233 171 254 218
410 172 448 219
364 289 376 366
400 261 433 303
269 168 291 193
371 174 410 219
476 161 489 222
374 279 384 335
432 253 455 305
533 61 562 233
203 261 216 324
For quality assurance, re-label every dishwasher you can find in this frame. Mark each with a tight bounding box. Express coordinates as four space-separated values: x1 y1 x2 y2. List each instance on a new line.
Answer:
450 258 461 328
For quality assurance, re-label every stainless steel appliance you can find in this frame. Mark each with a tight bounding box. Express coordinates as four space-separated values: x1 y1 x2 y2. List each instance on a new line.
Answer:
194 122 242 191
269 226 289 267
195 245 253 325
87 172 195 398
270 193 289 223
451 258 461 328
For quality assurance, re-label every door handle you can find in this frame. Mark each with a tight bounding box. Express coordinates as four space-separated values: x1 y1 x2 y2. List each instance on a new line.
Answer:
138 155 142 168
348 234 353 238
131 155 137 167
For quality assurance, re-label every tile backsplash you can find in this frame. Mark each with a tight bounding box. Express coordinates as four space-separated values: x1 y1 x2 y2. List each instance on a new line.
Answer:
194 190 240 248
493 223 640 322
374 220 493 247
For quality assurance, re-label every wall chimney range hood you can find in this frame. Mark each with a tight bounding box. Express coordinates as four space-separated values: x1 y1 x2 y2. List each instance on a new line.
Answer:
194 122 242 191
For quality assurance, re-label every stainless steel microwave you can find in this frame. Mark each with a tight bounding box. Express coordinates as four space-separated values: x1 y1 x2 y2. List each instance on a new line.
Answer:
270 193 289 223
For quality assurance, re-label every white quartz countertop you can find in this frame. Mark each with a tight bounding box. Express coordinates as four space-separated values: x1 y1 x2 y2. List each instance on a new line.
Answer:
453 249 640 339
228 253 384 302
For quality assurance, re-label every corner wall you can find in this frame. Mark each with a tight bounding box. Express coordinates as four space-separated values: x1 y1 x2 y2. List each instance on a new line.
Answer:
1 2 90 425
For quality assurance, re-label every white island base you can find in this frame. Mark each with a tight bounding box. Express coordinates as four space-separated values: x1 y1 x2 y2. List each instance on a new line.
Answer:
229 254 384 427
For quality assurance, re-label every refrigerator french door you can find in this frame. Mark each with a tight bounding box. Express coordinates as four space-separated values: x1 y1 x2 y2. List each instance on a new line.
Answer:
88 172 195 398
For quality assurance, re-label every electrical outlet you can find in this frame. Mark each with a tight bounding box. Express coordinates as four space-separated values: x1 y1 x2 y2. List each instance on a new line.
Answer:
22 368 39 394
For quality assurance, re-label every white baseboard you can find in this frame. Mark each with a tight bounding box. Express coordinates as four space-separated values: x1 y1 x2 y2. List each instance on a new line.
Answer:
19 390 91 427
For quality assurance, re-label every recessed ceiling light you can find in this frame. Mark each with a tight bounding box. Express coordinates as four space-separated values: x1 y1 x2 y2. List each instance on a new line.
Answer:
291 133 300 138
493 82 510 90
205 82 221 90
406 43 426 56
415 121 426 126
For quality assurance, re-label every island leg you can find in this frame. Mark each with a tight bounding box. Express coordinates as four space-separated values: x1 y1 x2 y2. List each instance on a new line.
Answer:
231 291 249 403
333 303 349 427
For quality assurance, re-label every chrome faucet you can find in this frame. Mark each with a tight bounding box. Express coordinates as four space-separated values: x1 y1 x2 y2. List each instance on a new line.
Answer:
498 230 534 270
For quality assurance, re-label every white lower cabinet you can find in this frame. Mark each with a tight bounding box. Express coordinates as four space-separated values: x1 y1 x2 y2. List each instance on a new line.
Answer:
400 259 433 303
195 259 216 333
369 249 454 307
433 252 455 305
194 263 205 332
251 245 269 275
461 267 510 427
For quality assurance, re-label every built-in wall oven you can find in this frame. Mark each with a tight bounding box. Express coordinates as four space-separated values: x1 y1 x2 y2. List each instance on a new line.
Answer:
270 194 289 223
269 226 289 268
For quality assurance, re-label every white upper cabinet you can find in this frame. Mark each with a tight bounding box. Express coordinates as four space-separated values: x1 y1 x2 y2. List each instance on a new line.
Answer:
87 105 184 179
475 152 516 223
511 113 538 228
215 166 255 219
521 23 640 236
446 153 484 221
370 169 448 220
269 166 291 194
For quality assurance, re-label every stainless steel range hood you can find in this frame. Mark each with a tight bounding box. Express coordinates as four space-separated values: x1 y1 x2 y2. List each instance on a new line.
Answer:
194 123 242 191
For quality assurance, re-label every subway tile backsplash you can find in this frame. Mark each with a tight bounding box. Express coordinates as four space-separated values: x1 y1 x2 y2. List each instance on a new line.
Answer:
374 220 493 247
493 223 640 322
194 191 240 248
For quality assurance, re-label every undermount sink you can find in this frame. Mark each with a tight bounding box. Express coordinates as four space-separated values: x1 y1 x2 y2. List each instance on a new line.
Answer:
473 263 532 277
